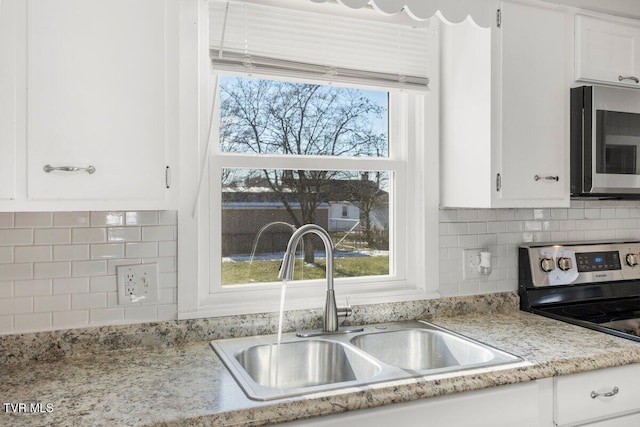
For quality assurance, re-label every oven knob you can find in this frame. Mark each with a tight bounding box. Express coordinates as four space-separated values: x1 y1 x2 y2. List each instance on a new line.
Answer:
540 258 555 272
626 253 639 267
558 257 573 271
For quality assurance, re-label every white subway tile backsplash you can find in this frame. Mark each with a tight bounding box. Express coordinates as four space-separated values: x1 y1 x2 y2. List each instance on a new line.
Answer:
0 263 33 280
90 243 125 260
438 201 640 299
157 304 177 320
142 226 175 242
53 278 90 295
584 209 601 219
14 279 52 297
0 281 13 298
34 262 71 279
124 305 158 322
72 228 107 243
53 310 89 329
72 293 107 310
0 247 13 263
159 272 177 289
107 227 141 242
0 213 14 228
34 228 70 245
0 297 32 314
90 211 124 227
125 242 158 258
0 229 33 246
15 212 52 228
158 241 177 257
158 288 175 304
158 211 178 225
141 257 175 273
53 212 90 227
15 245 52 262
72 260 107 277
89 276 117 293
90 307 124 324
0 211 177 334
34 294 71 312
53 245 90 261
107 259 141 275
0 316 12 333
125 211 158 226
14 312 51 332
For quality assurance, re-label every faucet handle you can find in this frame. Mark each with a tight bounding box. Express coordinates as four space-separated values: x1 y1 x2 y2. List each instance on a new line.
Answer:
337 296 353 318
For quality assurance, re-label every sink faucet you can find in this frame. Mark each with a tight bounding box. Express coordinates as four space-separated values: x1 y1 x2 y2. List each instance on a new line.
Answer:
278 224 362 336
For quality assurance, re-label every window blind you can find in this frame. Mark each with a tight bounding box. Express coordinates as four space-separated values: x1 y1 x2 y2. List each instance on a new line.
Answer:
208 0 431 90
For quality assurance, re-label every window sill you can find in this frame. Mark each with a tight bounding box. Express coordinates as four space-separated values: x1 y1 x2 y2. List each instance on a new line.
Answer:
178 283 440 320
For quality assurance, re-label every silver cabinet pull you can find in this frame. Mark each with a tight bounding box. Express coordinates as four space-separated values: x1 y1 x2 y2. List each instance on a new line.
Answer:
43 164 96 174
591 386 619 399
534 175 559 182
618 75 639 83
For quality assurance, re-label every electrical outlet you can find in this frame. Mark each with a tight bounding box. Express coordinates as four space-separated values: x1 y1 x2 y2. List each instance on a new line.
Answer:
116 263 159 305
462 249 482 280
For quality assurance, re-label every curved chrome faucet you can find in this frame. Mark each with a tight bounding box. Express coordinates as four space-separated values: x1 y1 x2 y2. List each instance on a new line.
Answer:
278 224 361 336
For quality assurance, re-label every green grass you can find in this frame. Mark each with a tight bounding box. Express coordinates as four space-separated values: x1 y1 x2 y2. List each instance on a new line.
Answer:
222 256 390 285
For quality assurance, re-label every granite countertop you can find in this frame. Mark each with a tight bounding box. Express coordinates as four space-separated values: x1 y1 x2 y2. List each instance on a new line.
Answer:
3 308 640 427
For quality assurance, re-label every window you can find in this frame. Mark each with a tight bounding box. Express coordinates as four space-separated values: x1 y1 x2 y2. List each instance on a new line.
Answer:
217 76 393 287
177 0 440 318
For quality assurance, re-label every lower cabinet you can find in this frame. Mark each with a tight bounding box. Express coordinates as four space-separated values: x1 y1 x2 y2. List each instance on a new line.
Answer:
554 364 640 427
284 364 640 427
285 381 542 427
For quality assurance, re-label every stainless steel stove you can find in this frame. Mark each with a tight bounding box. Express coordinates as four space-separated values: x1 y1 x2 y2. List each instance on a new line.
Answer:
519 241 640 342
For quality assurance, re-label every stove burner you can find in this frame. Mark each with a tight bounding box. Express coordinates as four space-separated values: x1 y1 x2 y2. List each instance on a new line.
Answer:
561 306 606 318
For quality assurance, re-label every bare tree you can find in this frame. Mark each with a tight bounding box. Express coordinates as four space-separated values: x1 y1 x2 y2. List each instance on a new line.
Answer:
220 78 386 262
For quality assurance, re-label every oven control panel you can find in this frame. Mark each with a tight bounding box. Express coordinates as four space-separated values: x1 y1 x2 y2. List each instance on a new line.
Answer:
520 241 640 287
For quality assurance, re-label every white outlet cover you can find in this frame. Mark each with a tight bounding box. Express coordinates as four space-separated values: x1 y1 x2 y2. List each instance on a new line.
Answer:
116 263 159 305
462 249 482 281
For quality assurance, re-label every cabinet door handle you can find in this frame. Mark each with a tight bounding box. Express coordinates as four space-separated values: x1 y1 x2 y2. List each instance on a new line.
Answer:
591 386 619 399
534 175 559 182
43 164 96 174
618 75 640 83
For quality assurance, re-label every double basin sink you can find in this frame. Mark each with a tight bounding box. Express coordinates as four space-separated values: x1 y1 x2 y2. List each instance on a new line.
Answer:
210 320 522 401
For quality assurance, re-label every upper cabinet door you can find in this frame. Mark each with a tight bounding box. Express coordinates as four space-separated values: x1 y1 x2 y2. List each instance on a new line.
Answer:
497 1 568 205
27 0 170 201
0 0 18 200
576 15 640 88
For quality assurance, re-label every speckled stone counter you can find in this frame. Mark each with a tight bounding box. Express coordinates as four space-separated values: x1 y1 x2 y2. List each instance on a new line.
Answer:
2 297 640 426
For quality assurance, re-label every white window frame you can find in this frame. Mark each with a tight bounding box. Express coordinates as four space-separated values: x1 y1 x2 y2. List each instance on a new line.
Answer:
177 0 440 320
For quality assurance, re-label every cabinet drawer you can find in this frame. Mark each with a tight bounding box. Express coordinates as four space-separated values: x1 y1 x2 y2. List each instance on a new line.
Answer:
555 364 640 426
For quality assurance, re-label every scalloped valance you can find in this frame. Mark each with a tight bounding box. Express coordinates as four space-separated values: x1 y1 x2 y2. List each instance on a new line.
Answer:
309 0 493 27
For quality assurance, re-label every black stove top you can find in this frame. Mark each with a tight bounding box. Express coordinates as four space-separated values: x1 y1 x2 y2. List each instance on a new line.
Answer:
536 297 640 339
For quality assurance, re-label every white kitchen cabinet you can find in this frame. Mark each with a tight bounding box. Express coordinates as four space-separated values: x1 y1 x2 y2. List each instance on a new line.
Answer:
575 14 640 88
0 0 19 200
554 364 640 426
285 381 542 426
20 0 178 209
440 0 569 208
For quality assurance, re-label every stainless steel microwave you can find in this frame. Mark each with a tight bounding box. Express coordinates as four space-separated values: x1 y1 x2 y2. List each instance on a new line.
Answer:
571 85 640 198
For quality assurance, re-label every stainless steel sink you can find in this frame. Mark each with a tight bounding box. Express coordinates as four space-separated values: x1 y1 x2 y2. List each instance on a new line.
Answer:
236 340 381 389
350 328 504 371
211 320 523 401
